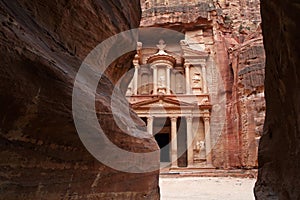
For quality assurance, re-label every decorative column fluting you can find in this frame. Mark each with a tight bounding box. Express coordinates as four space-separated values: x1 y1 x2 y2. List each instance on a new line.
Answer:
166 66 171 95
184 63 191 94
186 116 194 167
133 62 139 95
152 65 158 95
201 64 208 94
170 117 178 168
204 116 213 166
147 116 154 135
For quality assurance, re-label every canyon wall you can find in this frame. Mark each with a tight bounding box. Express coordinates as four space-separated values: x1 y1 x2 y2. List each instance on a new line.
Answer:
214 0 265 169
255 0 300 199
140 0 265 168
0 0 160 199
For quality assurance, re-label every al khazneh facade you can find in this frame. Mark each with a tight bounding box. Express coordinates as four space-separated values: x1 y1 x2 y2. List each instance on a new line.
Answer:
125 0 265 169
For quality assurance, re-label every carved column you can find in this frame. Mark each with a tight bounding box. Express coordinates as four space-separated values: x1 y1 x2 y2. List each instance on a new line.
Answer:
204 116 213 166
147 116 154 135
201 64 208 94
166 67 171 95
186 116 193 167
133 63 139 95
152 65 158 95
170 117 178 168
184 63 190 94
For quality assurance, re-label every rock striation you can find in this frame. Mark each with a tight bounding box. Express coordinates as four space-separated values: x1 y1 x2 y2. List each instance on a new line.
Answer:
255 0 300 199
0 0 159 199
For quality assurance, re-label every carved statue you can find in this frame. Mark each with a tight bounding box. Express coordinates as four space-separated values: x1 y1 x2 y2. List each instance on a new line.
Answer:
199 140 205 150
158 75 165 87
192 72 202 88
199 140 206 159
156 39 168 55
175 73 184 93
176 82 183 93
141 74 149 94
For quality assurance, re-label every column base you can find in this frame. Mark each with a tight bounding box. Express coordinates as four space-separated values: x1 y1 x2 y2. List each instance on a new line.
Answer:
170 165 179 170
192 87 202 95
204 163 215 169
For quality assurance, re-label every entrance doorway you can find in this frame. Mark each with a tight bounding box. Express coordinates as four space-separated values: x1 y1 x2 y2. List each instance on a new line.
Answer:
155 134 170 162
153 117 171 162
177 117 187 167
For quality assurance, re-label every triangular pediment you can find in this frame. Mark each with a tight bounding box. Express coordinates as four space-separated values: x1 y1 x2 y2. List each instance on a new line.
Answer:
131 96 195 109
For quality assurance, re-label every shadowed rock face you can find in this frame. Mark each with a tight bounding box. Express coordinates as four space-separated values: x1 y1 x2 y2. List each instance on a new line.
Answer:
255 0 300 199
0 0 160 199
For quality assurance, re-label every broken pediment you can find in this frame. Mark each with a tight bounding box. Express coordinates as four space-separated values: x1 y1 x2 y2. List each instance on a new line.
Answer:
180 40 210 59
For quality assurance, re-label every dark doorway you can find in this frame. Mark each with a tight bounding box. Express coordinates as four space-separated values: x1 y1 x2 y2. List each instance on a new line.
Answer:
153 117 171 162
177 117 187 167
155 133 170 162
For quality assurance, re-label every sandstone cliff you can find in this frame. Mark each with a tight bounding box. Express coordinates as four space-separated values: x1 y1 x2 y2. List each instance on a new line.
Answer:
140 0 265 169
213 0 265 169
0 0 159 199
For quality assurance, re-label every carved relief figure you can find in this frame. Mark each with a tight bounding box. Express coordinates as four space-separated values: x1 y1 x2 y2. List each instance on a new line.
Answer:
198 140 206 159
158 67 166 88
158 75 165 87
192 72 202 88
175 72 184 94
156 39 167 55
141 73 149 94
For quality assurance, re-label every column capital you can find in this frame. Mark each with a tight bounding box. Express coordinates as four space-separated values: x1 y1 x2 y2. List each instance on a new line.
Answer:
150 64 157 69
200 64 206 68
184 63 190 68
186 116 193 122
199 59 207 67
133 55 139 67
203 117 210 122
147 116 154 120
170 116 178 122
134 63 140 69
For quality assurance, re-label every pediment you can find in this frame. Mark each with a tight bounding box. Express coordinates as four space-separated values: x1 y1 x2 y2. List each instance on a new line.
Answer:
181 45 209 59
131 96 195 109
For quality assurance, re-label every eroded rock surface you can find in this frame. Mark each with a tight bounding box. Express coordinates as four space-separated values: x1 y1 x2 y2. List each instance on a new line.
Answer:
255 0 300 199
0 0 159 199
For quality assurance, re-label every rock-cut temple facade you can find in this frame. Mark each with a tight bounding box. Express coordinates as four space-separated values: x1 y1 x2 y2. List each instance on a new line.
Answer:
126 0 266 170
127 37 213 168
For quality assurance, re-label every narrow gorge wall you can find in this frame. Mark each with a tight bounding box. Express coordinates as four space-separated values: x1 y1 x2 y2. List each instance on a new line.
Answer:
210 0 265 168
255 0 300 199
0 0 160 199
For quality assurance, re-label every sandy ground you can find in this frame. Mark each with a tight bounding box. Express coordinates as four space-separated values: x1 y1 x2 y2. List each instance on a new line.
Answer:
159 177 256 200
